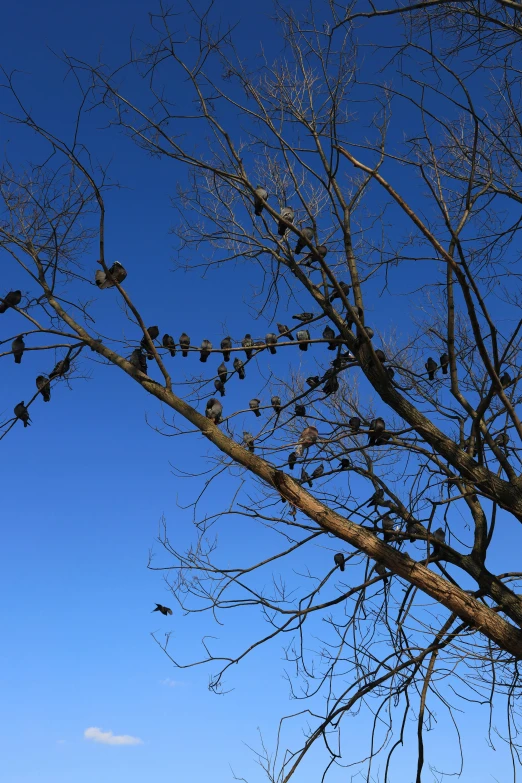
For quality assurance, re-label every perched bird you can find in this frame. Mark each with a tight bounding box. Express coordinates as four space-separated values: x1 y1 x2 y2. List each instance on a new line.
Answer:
374 562 388 583
494 432 510 448
349 417 361 432
0 289 22 313
431 527 446 555
382 515 395 543
294 227 314 254
243 432 255 453
152 604 172 616
368 417 385 446
266 333 278 355
323 375 339 395
278 206 294 236
462 436 478 458
254 340 264 348
339 458 351 469
425 357 438 380
221 336 232 362
292 312 314 323
36 375 51 402
179 332 190 357
214 379 226 397
218 362 228 384
366 488 384 508
407 519 424 543
14 401 30 427
295 426 319 456
386 366 395 380
233 357 246 379
242 334 254 360
306 375 321 388
295 404 306 417
95 261 127 289
277 323 294 340
162 334 176 357
50 357 71 379
254 186 268 216
330 281 350 302
12 335 25 364
323 326 337 350
334 553 345 572
205 398 223 424
440 352 449 374
288 452 297 470
300 466 312 487
271 395 282 415
296 329 310 351
129 349 147 374
141 326 160 359
311 463 324 482
500 371 511 388
375 349 386 363
200 339 212 363
250 398 261 417
346 306 364 330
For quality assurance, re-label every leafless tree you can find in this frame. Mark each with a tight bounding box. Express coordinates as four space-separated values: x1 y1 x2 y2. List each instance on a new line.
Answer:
3 1 522 780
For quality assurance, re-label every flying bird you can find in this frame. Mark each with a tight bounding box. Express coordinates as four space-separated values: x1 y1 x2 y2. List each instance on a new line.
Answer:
334 553 345 572
242 334 254 360
129 349 147 374
218 362 228 385
152 604 172 616
179 333 190 357
36 375 51 402
0 289 22 313
162 334 176 357
205 398 223 424
330 281 350 302
50 357 71 379
250 398 261 417
141 326 160 359
296 329 310 351
294 227 314 254
278 206 294 236
221 336 232 362
349 417 361 432
95 261 127 289
266 333 278 355
254 186 268 216
214 379 226 397
295 426 319 457
425 357 438 381
12 335 25 364
323 326 337 350
233 357 246 379
277 323 294 340
243 432 255 452
271 395 282 415
292 312 314 323
200 339 212 363
440 352 449 374
288 452 297 470
295 404 306 417
368 417 385 446
14 401 30 427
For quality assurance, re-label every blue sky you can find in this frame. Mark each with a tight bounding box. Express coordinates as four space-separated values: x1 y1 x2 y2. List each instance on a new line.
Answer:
0 1 521 782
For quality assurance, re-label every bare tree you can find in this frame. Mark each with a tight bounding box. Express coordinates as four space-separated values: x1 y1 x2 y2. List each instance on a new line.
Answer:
3 1 522 779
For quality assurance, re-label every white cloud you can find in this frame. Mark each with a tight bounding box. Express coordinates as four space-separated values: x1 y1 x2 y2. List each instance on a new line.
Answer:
84 727 143 746
160 678 187 688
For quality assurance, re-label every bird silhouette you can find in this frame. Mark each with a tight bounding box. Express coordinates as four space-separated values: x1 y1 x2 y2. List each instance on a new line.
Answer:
36 375 51 402
349 417 361 432
292 312 314 323
243 432 255 452
266 333 278 355
242 334 254 360
14 401 30 427
278 206 294 236
500 371 511 388
95 261 127 289
494 432 509 448
129 349 147 374
214 379 226 397
0 289 22 313
218 362 228 384
300 466 312 487
386 367 395 380
425 357 438 380
330 281 350 302
50 357 70 379
249 398 261 417
295 426 319 456
200 339 212 363
334 553 345 571
288 452 297 470
368 417 385 446
294 227 314 254
162 334 176 357
323 326 337 350
179 332 190 357
221 336 232 362
323 375 339 395
296 329 310 351
233 357 246 379
254 186 268 216
295 404 306 417
12 335 25 364
346 306 364 330
366 488 384 508
205 398 223 423
375 349 386 363
339 458 351 469
152 604 172 616
431 527 446 555
440 352 449 374
271 395 282 415
306 375 321 388
310 464 324 482
277 323 294 340
141 326 160 359
382 515 396 543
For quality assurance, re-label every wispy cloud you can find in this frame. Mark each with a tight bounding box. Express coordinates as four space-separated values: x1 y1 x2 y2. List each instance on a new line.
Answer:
84 727 143 746
160 678 187 688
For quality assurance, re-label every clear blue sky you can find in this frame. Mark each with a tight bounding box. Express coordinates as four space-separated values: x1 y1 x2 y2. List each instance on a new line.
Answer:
0 2 520 782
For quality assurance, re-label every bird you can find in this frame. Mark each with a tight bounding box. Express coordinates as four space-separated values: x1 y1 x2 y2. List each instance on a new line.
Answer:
288 452 297 470
323 375 339 395
346 306 364 330
431 527 446 555
205 398 223 424
0 289 22 313
214 379 226 397
50 357 71 379
296 329 310 351
278 206 294 236
386 367 395 380
300 466 312 487
339 458 351 469
425 357 438 380
306 375 321 388
349 417 361 432
407 519 424 543
200 339 212 363
12 335 25 364
14 401 30 427
162 334 176 357
266 333 278 355
334 553 345 572
254 186 268 216
233 357 246 379
366 488 384 508
462 436 478 458
152 604 172 616
494 432 509 448
218 362 228 384
140 326 160 359
250 398 261 417
271 395 282 414
221 336 232 362
277 323 294 340
440 352 449 374
500 371 511 388
374 562 388 583
375 349 386 363
330 281 350 302
36 375 51 402
295 426 319 456
310 464 324 482
323 326 337 350
382 515 396 543
179 332 190 357
368 417 385 446
129 349 147 374
295 404 306 417
294 227 314 254
95 261 127 289
292 312 314 322
242 334 254 360
243 432 255 452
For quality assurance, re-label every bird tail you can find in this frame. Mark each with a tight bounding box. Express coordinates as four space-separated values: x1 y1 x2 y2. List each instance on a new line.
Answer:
95 270 109 289
43 390 51 402
15 355 21 364
340 562 345 572
295 242 303 254
169 349 176 357
0 303 6 314
299 344 308 352
442 366 448 374
269 347 277 355
182 350 188 357
254 409 261 417
255 204 263 216
328 342 336 350
200 354 209 363
239 370 245 380
278 221 286 236
223 352 230 362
